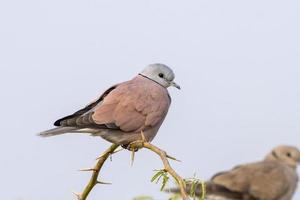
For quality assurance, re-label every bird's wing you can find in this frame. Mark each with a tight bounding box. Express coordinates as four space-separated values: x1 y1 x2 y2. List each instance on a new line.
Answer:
54 84 119 128
211 161 289 200
92 77 171 132
54 77 171 133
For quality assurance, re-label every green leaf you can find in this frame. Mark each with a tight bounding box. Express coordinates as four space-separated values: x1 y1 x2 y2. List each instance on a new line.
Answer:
200 181 206 200
160 174 169 191
151 170 170 192
151 171 164 183
183 174 207 200
190 180 197 198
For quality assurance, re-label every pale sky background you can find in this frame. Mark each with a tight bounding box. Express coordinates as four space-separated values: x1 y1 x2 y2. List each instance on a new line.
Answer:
1 0 300 199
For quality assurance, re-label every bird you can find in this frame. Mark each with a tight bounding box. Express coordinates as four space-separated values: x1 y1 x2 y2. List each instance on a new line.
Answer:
38 63 180 148
170 145 300 200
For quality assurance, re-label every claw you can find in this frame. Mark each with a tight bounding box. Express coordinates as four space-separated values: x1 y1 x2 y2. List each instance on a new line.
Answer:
125 141 141 152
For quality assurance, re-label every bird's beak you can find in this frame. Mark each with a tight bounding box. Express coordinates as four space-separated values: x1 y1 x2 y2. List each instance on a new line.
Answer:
170 81 181 90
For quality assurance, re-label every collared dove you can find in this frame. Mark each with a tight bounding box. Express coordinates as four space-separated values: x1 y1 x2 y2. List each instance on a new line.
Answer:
38 63 180 147
171 145 300 200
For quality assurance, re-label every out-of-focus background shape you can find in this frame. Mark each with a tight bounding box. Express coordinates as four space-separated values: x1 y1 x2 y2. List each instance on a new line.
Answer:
0 0 299 199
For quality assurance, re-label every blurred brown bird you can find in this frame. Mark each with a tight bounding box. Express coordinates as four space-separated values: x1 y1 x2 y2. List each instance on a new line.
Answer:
170 145 300 200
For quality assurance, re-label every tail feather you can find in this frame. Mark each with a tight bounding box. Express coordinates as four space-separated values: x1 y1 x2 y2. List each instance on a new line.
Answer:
38 127 78 137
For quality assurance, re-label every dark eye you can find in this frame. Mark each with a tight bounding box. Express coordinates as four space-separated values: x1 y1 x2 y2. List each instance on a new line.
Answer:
158 73 164 78
287 152 292 157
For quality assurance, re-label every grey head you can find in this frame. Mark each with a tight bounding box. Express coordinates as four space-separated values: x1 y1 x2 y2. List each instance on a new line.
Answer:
265 145 300 169
139 63 180 89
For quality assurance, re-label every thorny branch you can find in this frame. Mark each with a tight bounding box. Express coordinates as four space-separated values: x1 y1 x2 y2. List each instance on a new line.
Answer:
75 133 188 200
142 142 189 200
74 144 119 200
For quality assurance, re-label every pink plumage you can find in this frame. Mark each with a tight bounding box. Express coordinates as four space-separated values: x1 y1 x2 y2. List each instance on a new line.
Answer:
38 63 180 146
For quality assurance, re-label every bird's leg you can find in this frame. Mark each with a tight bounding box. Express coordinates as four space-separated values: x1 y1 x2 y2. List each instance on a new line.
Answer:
126 131 148 166
140 130 146 142
124 130 147 151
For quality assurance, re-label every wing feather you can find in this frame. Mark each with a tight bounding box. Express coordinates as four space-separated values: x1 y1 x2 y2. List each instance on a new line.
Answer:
54 76 171 134
212 161 289 199
54 85 118 128
93 77 171 133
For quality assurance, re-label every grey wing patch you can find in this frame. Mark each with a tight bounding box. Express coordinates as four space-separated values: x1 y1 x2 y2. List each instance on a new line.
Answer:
54 85 118 129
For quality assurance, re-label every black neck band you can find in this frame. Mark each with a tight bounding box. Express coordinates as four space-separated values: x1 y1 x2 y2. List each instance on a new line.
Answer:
138 73 165 88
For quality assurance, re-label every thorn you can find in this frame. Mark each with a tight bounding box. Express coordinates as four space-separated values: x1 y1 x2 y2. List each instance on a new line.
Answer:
96 145 123 160
113 147 124 154
166 154 181 162
130 149 135 167
72 191 82 200
79 168 97 172
96 152 108 160
96 180 112 185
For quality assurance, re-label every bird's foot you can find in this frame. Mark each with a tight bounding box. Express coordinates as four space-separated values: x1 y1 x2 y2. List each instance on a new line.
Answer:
121 144 139 152
122 130 148 151
123 131 148 166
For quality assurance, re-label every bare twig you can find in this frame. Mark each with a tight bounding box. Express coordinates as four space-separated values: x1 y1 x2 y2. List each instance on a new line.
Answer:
76 144 119 200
